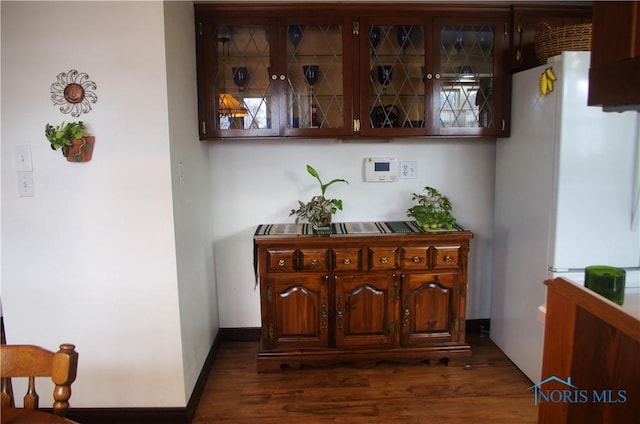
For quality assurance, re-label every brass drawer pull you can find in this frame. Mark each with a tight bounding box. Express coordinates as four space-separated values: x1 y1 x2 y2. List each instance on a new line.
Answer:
311 258 318 265
343 258 351 265
380 256 388 264
412 256 421 263
278 259 286 267
443 255 453 263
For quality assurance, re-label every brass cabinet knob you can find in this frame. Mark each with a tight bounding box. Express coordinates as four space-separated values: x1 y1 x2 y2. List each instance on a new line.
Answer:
271 74 277 80
380 257 388 264
443 255 453 262
412 256 421 263
311 258 318 265
343 258 351 265
278 259 286 267
279 74 286 81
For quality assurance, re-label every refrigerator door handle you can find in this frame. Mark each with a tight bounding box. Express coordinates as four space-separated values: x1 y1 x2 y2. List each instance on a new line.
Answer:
631 113 640 231
548 266 579 273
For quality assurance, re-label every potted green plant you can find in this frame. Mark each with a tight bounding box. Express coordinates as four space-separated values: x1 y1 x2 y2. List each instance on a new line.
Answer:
290 164 348 228
406 186 457 230
45 121 95 162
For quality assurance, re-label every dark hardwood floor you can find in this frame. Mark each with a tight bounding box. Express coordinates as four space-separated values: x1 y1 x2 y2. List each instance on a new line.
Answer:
192 333 538 423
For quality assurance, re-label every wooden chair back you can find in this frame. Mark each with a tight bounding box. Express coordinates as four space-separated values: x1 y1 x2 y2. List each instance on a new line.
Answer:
0 343 78 416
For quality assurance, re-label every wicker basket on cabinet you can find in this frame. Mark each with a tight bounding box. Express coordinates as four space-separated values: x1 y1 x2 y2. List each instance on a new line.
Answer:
535 23 592 64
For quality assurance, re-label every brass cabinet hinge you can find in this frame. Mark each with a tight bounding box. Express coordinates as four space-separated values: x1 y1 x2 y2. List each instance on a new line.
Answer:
353 21 360 35
517 17 523 33
201 121 206 135
503 22 508 36
391 286 401 300
336 295 344 329
321 295 328 329
266 285 273 303
353 119 361 132
199 22 203 36
452 318 464 334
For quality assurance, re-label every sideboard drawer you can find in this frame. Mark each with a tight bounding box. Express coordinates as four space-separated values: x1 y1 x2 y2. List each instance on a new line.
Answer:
369 247 398 270
400 246 430 269
299 248 329 271
432 245 461 269
267 249 297 272
333 248 363 271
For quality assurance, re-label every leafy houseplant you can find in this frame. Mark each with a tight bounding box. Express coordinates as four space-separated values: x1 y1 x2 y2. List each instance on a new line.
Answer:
290 164 348 228
45 121 94 162
406 186 457 230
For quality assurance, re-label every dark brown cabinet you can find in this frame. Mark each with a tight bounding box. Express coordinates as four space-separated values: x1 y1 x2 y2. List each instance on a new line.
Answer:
194 3 511 139
254 224 473 372
539 278 640 423
334 273 397 348
510 5 592 72
588 1 640 108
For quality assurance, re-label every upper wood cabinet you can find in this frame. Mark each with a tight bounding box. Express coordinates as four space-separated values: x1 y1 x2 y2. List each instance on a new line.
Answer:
510 5 592 72
588 1 640 109
194 4 511 140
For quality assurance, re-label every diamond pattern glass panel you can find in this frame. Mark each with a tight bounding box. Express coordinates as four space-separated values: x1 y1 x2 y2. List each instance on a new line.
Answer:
438 25 494 129
286 24 344 129
214 25 271 130
368 25 425 129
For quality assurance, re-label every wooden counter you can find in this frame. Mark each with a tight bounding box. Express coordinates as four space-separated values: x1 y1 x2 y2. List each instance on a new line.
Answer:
539 277 640 423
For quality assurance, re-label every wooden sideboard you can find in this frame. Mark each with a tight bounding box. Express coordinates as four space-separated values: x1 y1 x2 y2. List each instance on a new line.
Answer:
254 222 473 372
539 277 640 423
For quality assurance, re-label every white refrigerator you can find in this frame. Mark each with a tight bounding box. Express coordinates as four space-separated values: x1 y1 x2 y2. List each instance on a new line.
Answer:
491 51 640 383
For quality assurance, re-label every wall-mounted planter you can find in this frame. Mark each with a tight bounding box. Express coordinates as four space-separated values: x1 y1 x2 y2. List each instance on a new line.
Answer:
63 136 95 162
45 121 95 163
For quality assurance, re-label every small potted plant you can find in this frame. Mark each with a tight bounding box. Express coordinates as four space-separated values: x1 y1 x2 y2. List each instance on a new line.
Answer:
290 164 348 229
45 121 95 162
406 186 457 230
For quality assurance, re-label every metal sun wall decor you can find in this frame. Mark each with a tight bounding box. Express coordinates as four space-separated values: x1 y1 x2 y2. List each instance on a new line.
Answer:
50 69 98 117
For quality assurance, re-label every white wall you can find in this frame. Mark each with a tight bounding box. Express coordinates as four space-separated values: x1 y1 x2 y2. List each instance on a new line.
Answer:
1 1 215 408
164 1 219 398
211 139 495 326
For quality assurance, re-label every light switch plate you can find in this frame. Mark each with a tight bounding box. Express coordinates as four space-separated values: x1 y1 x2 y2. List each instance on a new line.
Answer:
17 171 35 197
15 145 33 172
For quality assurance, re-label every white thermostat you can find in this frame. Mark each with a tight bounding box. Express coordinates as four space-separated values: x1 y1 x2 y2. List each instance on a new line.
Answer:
364 157 399 182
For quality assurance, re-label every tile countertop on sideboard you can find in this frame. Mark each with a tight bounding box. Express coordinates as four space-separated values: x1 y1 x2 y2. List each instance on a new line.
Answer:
254 221 469 238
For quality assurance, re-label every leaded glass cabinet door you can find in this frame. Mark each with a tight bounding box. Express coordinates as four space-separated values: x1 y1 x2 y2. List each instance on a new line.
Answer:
280 18 352 137
432 17 507 136
360 18 427 137
199 18 279 138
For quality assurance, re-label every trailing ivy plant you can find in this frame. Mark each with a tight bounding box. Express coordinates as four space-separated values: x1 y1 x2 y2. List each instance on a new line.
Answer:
290 164 348 228
45 121 88 159
406 186 457 230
